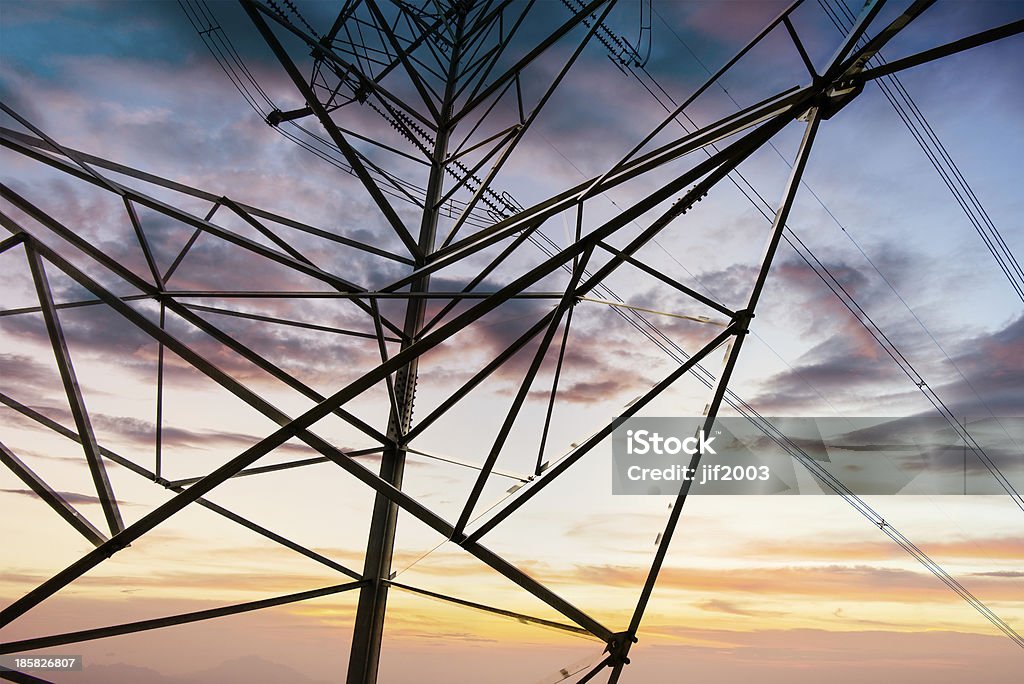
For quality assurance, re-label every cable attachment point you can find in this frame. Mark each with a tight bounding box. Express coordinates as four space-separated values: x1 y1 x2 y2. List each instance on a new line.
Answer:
604 631 637 666
670 187 709 218
266 106 313 126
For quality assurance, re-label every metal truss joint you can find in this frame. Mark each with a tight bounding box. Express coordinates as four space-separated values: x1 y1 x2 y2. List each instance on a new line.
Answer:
605 630 637 666
104 539 131 559
670 187 709 219
731 307 755 333
353 76 373 104
450 0 473 18
813 79 864 120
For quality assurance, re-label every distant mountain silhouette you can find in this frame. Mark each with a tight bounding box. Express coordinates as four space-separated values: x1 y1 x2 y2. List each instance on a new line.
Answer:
76 656 331 684
188 656 332 684
76 663 181 684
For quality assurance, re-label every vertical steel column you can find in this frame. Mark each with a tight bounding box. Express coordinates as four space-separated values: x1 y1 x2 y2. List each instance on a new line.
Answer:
346 8 467 683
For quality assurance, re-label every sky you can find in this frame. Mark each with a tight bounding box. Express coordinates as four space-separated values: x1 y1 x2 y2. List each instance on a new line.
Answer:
1 0 1023 682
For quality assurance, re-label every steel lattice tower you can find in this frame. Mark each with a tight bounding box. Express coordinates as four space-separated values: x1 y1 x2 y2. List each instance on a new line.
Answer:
1 1 1023 682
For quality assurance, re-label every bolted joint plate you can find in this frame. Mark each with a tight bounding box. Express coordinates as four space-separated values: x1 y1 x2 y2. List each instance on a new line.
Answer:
605 630 638 666
809 79 865 120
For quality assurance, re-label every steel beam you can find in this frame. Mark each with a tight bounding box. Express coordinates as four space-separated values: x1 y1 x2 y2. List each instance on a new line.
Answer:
0 582 365 653
0 216 616 640
607 107 823 681
832 0 937 79
466 323 738 544
0 390 361 580
0 669 54 684
451 0 611 124
454 246 593 536
853 19 1024 83
24 245 124 536
440 0 618 247
0 127 415 266
243 2 424 262
385 581 591 637
0 440 107 547
2 1 1019 679
1 187 397 445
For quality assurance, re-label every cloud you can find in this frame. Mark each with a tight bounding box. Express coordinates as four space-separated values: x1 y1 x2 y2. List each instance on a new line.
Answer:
0 352 54 387
0 487 119 506
0 268 389 397
1 566 348 596
1 298 154 362
751 312 1024 416
88 412 330 457
934 314 1024 416
750 334 898 412
669 0 791 45
744 238 1024 415
634 626 1024 682
412 292 672 408
551 378 637 405
546 562 1024 602
742 535 1024 563
697 599 787 618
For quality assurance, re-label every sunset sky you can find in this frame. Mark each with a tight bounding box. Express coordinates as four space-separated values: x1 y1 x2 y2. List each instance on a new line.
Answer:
1 1 1023 682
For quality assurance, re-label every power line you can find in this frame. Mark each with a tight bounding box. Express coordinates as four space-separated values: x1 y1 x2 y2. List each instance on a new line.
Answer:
814 0 1023 507
640 0 1023 512
821 0 1024 302
214 0 1024 599
179 0 499 231
176 0 1024 654
650 3 1021 453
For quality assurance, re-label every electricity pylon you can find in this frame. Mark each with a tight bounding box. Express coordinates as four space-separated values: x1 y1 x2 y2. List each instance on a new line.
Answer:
1 1 1022 682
